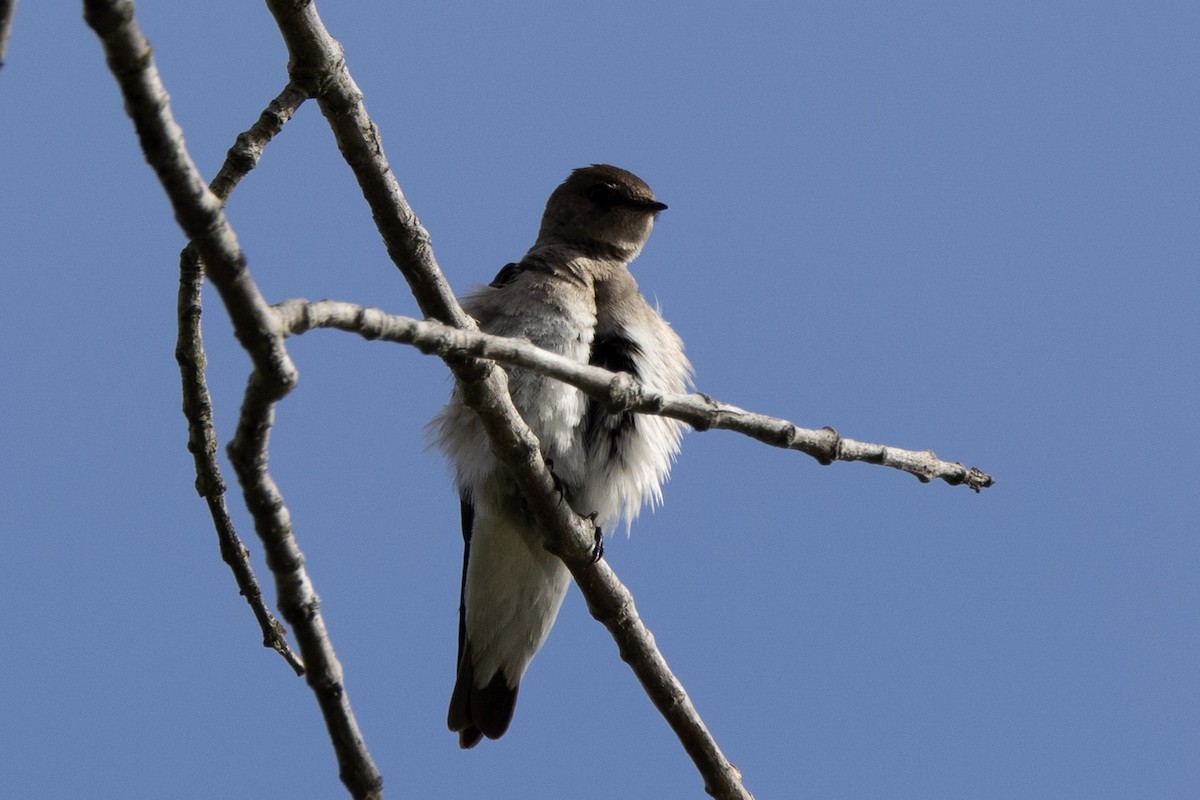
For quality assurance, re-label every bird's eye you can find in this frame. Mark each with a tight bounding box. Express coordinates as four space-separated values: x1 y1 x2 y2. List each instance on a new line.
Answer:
586 184 618 206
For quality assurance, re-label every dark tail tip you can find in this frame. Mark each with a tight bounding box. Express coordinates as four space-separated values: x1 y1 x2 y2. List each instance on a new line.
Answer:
449 649 521 747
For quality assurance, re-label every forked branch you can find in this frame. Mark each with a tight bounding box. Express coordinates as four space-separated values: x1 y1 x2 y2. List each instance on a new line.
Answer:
85 3 381 797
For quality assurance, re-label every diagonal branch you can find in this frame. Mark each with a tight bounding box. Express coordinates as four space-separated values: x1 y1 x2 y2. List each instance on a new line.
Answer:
209 82 309 202
275 299 996 491
84 3 381 797
229 367 381 798
263 0 467 327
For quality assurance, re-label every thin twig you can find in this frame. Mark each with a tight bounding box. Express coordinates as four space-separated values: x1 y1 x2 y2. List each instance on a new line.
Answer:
209 82 308 203
84 3 382 797
276 300 996 491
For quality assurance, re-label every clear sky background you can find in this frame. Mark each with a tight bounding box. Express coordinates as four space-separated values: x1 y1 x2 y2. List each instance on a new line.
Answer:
3 2 1197 798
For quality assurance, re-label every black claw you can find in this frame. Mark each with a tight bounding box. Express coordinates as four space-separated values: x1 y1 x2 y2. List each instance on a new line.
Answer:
586 512 604 563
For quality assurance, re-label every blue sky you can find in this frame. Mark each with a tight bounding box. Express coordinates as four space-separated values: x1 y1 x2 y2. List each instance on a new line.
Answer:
3 2 1197 798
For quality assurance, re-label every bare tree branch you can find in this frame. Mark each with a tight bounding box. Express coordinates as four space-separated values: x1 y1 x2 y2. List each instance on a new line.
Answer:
178 251 304 675
275 299 995 491
84 0 294 386
262 0 467 327
175 81 311 675
209 82 309 202
228 369 383 799
0 0 15 71
84 3 382 797
88 0 991 797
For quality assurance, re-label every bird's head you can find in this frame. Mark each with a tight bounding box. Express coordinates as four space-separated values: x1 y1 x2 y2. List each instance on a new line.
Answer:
535 164 667 260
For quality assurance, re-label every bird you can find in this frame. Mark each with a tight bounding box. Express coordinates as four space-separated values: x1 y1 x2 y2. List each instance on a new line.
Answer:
430 164 692 748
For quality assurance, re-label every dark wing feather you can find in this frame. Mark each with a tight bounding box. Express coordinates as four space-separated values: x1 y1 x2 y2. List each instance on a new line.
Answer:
488 262 524 288
584 332 642 459
455 496 472 669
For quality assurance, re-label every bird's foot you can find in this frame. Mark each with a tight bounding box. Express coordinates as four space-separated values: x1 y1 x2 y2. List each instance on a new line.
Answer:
586 512 604 563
